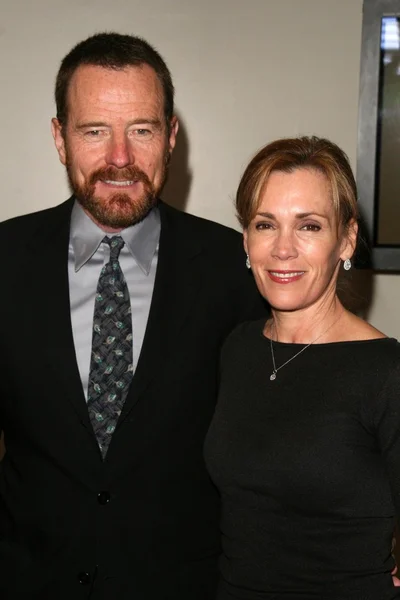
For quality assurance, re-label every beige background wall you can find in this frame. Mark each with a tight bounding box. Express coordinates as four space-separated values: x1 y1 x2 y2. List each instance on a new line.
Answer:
1 0 399 337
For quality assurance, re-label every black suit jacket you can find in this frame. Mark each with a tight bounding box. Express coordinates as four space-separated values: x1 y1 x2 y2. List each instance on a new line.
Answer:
0 198 266 599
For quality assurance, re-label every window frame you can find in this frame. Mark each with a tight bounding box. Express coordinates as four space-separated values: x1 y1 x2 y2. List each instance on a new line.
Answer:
357 0 400 269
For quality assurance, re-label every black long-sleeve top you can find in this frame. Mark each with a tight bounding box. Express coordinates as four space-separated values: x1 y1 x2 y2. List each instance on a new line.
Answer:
204 319 400 600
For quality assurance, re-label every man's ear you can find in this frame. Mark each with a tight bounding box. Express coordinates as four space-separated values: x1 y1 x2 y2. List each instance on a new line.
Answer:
51 118 67 165
168 116 179 154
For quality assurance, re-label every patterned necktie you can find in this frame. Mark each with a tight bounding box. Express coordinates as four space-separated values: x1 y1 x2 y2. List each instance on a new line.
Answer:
87 236 133 459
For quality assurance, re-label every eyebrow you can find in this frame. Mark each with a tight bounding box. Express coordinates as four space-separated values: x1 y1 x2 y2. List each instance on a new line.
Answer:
255 211 329 220
75 118 163 130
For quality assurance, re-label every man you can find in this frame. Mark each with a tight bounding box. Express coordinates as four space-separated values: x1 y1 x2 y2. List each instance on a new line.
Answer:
0 33 265 599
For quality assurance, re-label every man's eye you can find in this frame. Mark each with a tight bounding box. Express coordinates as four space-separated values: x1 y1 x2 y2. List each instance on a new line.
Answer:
86 130 101 137
135 129 151 136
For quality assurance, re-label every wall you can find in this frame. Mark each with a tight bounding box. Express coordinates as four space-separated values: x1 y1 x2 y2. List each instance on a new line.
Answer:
0 0 399 338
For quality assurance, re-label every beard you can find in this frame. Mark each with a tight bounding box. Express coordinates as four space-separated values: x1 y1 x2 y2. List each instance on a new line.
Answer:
65 151 170 229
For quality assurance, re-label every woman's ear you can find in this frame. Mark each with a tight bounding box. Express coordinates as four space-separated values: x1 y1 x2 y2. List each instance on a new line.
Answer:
243 229 248 255
340 219 358 261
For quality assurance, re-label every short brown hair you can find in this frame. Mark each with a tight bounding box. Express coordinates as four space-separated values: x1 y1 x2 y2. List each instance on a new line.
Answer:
236 136 358 230
55 32 174 128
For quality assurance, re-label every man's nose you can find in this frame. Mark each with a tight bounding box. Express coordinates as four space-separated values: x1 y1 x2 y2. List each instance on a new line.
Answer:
105 135 133 168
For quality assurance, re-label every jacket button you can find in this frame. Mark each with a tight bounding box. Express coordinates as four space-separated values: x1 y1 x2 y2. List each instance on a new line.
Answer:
77 572 91 585
97 490 111 505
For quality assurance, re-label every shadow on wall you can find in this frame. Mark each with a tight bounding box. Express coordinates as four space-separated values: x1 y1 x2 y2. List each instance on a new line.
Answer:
338 268 374 319
162 111 192 212
339 209 374 319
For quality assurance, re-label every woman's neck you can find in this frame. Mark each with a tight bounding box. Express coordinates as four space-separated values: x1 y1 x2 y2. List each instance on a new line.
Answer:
267 297 345 344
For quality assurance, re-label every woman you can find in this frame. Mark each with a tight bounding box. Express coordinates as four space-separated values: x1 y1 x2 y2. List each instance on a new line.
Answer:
204 136 400 599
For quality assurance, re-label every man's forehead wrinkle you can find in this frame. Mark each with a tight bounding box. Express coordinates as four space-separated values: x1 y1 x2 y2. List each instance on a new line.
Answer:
70 63 163 92
67 65 165 121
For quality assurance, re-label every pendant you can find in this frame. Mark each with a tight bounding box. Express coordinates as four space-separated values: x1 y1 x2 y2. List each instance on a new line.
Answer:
270 371 277 381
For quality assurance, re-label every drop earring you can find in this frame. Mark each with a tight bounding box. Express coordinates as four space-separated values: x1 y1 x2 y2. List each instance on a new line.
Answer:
246 254 251 269
343 258 351 271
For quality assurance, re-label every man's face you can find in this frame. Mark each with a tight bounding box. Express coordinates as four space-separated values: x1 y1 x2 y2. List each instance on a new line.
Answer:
52 64 178 231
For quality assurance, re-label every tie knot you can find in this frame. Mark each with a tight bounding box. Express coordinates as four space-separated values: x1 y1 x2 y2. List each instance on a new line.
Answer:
103 236 125 261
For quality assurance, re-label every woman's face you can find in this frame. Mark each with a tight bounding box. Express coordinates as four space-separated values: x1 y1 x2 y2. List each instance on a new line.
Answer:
244 167 357 314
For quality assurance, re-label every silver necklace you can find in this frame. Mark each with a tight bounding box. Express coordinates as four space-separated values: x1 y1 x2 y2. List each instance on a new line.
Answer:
269 315 341 381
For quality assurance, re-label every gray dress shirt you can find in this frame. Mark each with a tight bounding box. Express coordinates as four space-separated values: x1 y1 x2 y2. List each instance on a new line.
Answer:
68 201 160 400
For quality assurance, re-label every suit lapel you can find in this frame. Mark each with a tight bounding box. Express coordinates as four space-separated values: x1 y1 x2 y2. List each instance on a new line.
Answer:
117 202 203 425
25 199 93 432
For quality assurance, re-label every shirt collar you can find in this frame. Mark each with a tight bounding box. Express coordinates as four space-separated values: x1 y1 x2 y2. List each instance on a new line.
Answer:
70 200 161 275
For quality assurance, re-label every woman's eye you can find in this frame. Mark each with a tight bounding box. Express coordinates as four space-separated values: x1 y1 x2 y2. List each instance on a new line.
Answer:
301 223 321 232
255 222 273 230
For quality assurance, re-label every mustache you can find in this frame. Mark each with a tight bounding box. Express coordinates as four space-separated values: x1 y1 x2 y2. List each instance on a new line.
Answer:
88 165 153 188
